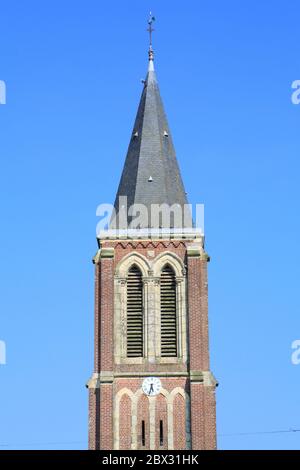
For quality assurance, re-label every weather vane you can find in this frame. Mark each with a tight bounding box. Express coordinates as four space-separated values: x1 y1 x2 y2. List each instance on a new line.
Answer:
147 12 156 60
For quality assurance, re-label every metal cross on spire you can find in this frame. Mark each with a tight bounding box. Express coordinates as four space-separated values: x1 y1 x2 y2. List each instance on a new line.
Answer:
147 12 155 61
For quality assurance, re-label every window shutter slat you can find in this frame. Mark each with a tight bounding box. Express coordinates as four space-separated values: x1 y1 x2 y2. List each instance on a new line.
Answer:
127 266 143 357
160 266 177 357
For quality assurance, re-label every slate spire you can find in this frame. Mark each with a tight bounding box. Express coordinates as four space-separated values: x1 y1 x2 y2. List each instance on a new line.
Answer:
112 31 192 233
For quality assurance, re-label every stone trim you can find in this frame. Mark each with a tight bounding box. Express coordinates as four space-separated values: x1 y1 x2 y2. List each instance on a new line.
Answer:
114 252 188 366
114 372 189 378
98 232 204 242
86 372 114 388
189 370 218 387
114 388 135 450
86 373 101 389
100 247 115 259
186 244 210 262
201 252 210 262
152 251 185 277
187 244 202 258
202 371 218 387
114 256 149 363
115 252 151 277
93 247 115 263
92 250 101 264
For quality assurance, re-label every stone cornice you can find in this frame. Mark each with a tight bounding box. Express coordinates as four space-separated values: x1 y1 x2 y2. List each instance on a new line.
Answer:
93 248 115 264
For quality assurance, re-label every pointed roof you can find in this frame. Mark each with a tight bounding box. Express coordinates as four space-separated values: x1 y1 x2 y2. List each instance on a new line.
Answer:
112 49 192 232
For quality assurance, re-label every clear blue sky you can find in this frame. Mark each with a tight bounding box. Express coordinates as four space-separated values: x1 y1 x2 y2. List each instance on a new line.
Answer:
0 0 300 450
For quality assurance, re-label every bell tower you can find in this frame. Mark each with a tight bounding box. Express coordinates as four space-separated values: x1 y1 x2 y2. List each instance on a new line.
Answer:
87 20 217 450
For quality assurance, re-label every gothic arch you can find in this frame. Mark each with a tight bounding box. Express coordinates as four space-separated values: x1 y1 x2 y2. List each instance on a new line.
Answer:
152 253 187 363
114 386 191 450
169 387 191 450
158 388 169 399
152 251 185 278
114 388 135 450
115 387 135 402
170 387 186 402
114 254 149 365
115 252 151 278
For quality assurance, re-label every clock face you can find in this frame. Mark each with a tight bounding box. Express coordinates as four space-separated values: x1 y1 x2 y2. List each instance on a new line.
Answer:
142 377 162 396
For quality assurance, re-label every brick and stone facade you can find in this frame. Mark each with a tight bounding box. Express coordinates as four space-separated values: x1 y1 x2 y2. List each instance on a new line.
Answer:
87 239 217 450
87 38 217 450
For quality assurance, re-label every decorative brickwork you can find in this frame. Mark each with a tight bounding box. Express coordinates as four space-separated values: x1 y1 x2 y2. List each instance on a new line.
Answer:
87 239 217 450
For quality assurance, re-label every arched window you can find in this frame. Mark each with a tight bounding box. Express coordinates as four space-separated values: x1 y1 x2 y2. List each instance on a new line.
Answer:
160 265 177 357
127 265 143 357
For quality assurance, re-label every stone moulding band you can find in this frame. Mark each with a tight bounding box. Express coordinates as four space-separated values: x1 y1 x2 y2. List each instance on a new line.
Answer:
97 229 204 241
86 371 218 388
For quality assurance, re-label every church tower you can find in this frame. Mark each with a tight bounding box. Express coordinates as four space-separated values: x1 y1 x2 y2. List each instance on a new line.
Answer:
87 22 217 450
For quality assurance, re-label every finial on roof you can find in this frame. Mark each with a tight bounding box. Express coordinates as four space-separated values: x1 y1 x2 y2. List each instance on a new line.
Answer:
147 12 155 62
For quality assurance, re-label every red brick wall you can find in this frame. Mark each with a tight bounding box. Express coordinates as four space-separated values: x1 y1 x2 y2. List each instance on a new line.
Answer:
89 240 217 450
93 263 100 372
99 384 113 449
190 383 205 450
187 256 209 371
137 394 150 450
187 253 216 450
119 394 132 450
99 258 114 372
189 383 217 450
173 393 186 450
88 388 100 450
155 394 168 450
88 254 114 450
199 259 210 371
203 386 217 450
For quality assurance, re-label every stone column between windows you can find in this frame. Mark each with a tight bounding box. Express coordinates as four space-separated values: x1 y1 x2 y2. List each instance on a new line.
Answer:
145 277 160 362
143 279 149 359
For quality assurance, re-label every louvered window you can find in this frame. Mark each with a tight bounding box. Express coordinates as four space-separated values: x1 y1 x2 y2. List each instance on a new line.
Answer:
127 266 143 357
160 266 177 357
